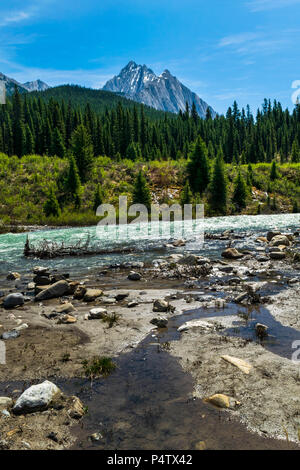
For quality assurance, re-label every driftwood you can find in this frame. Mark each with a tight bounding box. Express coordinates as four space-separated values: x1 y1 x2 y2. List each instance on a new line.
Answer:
23 234 137 259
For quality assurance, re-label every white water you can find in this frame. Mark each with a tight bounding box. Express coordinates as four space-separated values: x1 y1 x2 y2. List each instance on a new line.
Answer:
0 213 299 276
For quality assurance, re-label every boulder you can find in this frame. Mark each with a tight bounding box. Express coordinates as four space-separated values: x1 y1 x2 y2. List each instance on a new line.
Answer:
172 239 186 247
150 317 168 328
33 266 50 275
178 320 213 333
0 397 13 410
128 271 141 281
6 272 21 281
255 323 268 338
115 292 129 301
267 231 281 242
1 330 20 340
83 288 103 302
35 280 69 301
27 282 35 290
205 394 239 409
153 299 169 312
256 237 268 244
3 293 24 309
269 235 290 247
221 248 243 259
270 251 286 260
13 380 61 414
88 307 107 319
33 275 50 285
73 285 86 299
53 302 75 314
67 396 85 419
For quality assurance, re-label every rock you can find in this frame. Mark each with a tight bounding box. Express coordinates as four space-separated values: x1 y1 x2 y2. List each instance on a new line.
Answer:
27 282 35 290
269 235 290 247
288 277 299 285
90 432 103 442
172 239 186 247
7 272 21 280
53 302 75 314
47 432 58 442
3 293 24 309
68 281 80 295
127 301 139 308
267 231 281 242
115 292 129 301
1 409 10 418
128 271 141 281
35 280 69 301
205 394 238 409
257 256 269 263
221 248 243 259
215 299 226 309
13 380 61 414
150 317 168 328
256 237 268 244
58 314 77 324
68 396 85 419
270 251 286 260
33 275 50 285
221 355 252 374
178 320 213 333
153 299 169 312
73 285 87 299
0 440 9 450
218 265 234 273
83 288 103 302
33 266 50 275
14 323 29 332
234 292 248 304
88 307 107 319
255 323 268 338
178 254 199 266
0 397 13 410
167 254 184 262
1 330 20 340
121 261 144 269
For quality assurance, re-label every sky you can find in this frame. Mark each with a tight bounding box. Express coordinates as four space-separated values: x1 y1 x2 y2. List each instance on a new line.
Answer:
0 0 300 114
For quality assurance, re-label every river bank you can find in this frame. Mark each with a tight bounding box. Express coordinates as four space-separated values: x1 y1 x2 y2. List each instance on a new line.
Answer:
0 219 300 449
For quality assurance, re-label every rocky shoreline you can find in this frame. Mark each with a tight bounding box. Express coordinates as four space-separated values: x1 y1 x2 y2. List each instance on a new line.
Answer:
0 228 300 449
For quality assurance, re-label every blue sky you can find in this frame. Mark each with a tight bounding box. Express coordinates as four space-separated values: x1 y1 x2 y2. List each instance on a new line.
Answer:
0 0 300 114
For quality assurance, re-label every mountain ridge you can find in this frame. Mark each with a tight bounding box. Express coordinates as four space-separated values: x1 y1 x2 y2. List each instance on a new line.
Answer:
0 72 50 95
103 61 215 118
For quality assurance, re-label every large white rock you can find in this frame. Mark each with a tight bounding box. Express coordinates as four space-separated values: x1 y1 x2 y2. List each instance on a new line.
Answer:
13 380 60 414
178 320 213 332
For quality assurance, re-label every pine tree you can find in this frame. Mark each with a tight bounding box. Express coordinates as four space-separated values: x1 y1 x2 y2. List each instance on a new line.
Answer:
71 124 94 182
232 170 247 210
291 139 300 163
208 147 227 215
270 160 278 181
93 184 104 212
51 127 66 158
132 170 151 210
65 155 82 199
43 187 61 217
180 181 193 206
187 137 210 194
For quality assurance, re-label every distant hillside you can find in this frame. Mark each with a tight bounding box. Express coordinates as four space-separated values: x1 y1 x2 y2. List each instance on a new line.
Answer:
31 84 170 119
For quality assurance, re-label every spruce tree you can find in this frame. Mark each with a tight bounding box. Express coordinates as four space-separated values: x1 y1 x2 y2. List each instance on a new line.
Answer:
43 187 61 217
232 170 247 210
291 139 300 163
65 155 82 199
270 160 278 181
51 127 66 158
71 124 94 182
93 184 104 212
208 147 227 215
180 181 193 206
187 137 210 194
132 170 151 210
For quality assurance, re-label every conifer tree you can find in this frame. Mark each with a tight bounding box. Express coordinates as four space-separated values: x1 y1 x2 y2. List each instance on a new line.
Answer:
71 124 94 182
291 139 300 163
187 137 210 194
208 147 227 215
132 170 151 210
270 160 278 181
51 127 66 158
65 155 82 199
93 184 104 212
180 181 193 206
43 187 61 217
232 170 247 210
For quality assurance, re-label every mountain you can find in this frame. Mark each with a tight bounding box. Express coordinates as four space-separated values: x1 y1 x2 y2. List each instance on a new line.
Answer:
103 61 215 118
22 79 50 92
0 72 50 96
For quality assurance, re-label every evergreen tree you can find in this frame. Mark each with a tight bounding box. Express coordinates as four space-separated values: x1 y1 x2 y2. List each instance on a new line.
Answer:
43 187 61 217
180 181 193 206
187 137 210 194
232 170 247 210
132 170 151 210
291 139 300 163
208 147 227 215
93 184 104 212
270 160 278 181
71 124 94 182
65 155 82 199
51 127 66 158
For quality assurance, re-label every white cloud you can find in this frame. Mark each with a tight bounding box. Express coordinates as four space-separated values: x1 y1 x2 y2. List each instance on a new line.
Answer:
247 0 300 12
0 11 31 27
219 32 260 47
